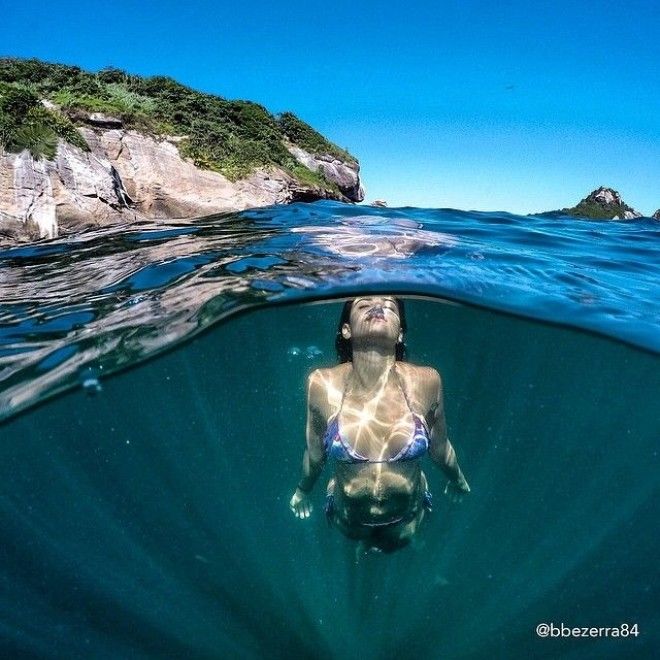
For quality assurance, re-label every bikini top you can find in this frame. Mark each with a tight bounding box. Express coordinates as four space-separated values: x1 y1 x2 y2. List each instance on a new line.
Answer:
323 364 430 464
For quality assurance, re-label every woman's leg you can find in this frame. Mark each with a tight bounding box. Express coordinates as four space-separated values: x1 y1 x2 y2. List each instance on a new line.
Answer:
324 478 336 525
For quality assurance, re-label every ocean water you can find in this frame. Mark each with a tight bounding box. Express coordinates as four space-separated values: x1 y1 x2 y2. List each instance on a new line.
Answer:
0 201 658 659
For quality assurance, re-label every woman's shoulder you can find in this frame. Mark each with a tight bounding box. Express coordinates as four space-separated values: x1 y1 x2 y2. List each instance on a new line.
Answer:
309 362 350 381
307 364 350 416
396 361 440 383
307 363 350 396
396 361 441 409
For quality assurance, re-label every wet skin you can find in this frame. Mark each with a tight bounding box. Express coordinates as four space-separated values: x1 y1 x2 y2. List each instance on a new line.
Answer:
291 296 469 552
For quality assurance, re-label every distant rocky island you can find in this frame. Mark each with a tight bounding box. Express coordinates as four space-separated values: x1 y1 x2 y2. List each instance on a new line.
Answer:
0 58 364 244
536 187 659 221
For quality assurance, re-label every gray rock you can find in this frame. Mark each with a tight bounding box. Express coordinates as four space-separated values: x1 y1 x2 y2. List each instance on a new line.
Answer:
591 187 622 206
0 149 58 240
652 210 660 220
86 113 123 128
285 142 365 202
1 125 364 244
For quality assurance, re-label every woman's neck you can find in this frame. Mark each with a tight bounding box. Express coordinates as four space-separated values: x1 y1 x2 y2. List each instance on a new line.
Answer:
349 348 396 392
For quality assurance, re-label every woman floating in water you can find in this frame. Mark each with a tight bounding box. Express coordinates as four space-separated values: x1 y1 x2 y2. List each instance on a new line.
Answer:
290 295 470 554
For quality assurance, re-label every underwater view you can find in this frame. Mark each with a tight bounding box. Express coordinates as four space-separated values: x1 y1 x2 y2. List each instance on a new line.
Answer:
0 202 658 658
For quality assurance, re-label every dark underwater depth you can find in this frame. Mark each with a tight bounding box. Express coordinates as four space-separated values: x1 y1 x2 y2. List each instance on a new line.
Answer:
0 202 658 658
1 299 658 659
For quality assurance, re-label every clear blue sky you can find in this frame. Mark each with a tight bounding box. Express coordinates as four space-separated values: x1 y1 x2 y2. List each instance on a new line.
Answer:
2 0 658 214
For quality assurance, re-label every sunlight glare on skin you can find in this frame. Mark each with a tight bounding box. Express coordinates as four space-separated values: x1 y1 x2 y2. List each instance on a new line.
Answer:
318 371 343 409
335 373 414 466
357 408 375 425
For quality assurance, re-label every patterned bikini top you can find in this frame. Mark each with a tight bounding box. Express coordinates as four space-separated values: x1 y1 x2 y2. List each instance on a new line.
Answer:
323 364 430 464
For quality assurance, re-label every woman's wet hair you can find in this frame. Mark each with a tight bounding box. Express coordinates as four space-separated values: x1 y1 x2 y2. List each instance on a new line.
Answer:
335 297 408 363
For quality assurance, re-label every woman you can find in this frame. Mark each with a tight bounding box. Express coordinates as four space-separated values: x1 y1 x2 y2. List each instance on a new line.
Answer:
290 296 470 554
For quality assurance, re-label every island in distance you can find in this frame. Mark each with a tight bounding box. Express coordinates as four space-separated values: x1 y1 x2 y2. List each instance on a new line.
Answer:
534 187 659 221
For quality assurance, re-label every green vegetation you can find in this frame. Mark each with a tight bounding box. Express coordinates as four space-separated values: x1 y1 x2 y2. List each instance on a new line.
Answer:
0 82 88 158
0 57 355 186
277 112 355 164
289 163 340 192
562 199 634 220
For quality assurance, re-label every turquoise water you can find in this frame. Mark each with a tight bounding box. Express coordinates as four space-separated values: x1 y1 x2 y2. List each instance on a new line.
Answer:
0 202 658 658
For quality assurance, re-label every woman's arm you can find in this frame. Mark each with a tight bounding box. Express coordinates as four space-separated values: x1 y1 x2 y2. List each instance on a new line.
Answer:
426 369 470 498
290 370 328 518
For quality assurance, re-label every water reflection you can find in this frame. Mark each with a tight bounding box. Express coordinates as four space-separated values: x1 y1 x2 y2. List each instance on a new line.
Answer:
1 202 658 425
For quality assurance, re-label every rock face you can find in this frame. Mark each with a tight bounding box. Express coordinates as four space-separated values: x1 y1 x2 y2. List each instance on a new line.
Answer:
0 120 364 244
285 142 365 202
558 186 643 220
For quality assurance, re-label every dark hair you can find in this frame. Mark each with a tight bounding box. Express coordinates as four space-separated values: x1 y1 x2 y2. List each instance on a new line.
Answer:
335 297 408 363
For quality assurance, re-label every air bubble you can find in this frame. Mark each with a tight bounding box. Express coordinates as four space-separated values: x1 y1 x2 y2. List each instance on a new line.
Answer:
79 367 102 395
305 345 323 359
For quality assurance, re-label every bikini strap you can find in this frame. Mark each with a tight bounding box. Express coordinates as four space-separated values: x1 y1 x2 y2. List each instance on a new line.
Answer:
327 365 352 423
393 364 432 437
392 363 416 415
337 366 352 412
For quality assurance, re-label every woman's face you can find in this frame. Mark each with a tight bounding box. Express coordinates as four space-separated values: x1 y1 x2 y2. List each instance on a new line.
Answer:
344 296 402 345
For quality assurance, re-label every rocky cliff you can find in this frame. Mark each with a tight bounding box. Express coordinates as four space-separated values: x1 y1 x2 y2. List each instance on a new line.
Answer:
0 117 363 244
539 187 645 220
0 59 364 244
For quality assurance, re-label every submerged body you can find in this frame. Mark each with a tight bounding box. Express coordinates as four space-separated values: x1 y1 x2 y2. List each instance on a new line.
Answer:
291 296 470 554
323 361 434 549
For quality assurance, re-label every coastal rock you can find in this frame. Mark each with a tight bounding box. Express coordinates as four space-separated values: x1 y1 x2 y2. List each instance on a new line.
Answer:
0 150 57 240
1 125 363 244
0 141 143 242
590 187 622 206
85 128 295 218
535 186 644 220
652 210 660 220
86 113 123 129
285 142 365 202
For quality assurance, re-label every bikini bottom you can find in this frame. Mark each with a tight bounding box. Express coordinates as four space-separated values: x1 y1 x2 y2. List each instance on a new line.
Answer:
325 488 432 527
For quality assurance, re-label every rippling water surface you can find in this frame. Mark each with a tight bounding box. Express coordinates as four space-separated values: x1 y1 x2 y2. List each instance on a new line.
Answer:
0 202 658 658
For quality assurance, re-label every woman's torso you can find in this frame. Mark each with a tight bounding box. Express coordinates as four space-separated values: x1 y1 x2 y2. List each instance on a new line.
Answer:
318 361 435 524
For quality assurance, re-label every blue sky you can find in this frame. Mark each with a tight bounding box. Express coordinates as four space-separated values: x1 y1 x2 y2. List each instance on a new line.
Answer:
2 0 658 214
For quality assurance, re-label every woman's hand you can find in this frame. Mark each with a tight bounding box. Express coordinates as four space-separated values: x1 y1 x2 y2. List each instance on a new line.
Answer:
444 475 471 503
290 488 314 519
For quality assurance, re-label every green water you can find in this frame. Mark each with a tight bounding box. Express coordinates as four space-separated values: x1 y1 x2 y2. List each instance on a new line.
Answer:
1 298 657 659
